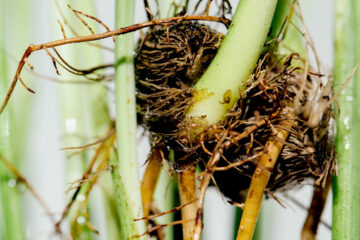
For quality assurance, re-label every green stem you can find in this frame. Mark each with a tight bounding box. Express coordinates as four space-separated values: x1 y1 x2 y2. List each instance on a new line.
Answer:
153 170 177 240
158 0 175 18
267 0 304 56
187 0 278 124
113 0 145 238
0 1 24 239
7 1 34 163
158 0 186 18
332 0 360 239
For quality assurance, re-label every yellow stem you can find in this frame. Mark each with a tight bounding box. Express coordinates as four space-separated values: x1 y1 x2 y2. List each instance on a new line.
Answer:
178 165 197 240
141 150 162 220
236 113 294 240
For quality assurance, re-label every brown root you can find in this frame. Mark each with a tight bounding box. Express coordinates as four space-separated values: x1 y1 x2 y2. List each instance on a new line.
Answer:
301 178 331 240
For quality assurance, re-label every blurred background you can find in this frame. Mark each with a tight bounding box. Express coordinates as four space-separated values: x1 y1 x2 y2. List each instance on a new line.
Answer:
1 0 333 239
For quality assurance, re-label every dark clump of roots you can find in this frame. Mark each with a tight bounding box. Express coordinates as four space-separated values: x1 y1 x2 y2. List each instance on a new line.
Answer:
208 54 336 202
135 22 223 134
135 21 336 203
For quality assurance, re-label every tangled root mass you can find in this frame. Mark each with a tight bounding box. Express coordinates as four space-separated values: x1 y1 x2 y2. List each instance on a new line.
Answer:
135 22 336 203
135 22 223 133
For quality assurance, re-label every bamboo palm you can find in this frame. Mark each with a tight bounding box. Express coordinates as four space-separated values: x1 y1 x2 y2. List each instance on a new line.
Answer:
332 0 360 239
113 0 146 238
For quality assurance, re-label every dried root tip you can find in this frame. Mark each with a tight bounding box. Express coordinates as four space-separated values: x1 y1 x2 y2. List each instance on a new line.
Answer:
236 113 294 240
301 179 331 240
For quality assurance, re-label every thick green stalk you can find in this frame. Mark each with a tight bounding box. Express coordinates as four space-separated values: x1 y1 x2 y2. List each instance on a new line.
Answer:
113 0 145 239
332 0 360 239
0 1 24 239
187 0 278 124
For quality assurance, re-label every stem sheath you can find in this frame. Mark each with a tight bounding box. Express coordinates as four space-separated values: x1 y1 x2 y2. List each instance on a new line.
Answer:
113 0 145 238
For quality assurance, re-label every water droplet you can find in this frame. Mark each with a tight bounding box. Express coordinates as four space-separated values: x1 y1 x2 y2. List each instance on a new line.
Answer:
4 120 10 137
344 117 350 130
77 216 86 224
65 118 77 134
8 179 16 188
346 96 353 102
345 142 350 150
77 194 86 202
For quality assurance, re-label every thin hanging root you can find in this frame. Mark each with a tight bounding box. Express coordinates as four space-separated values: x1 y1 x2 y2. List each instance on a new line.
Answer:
205 0 213 15
54 0 113 52
236 113 294 240
60 127 115 150
301 178 331 240
141 149 163 221
68 4 114 41
134 218 194 238
68 141 114 235
0 15 229 115
57 20 67 39
135 199 197 221
178 165 197 240
67 4 95 35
